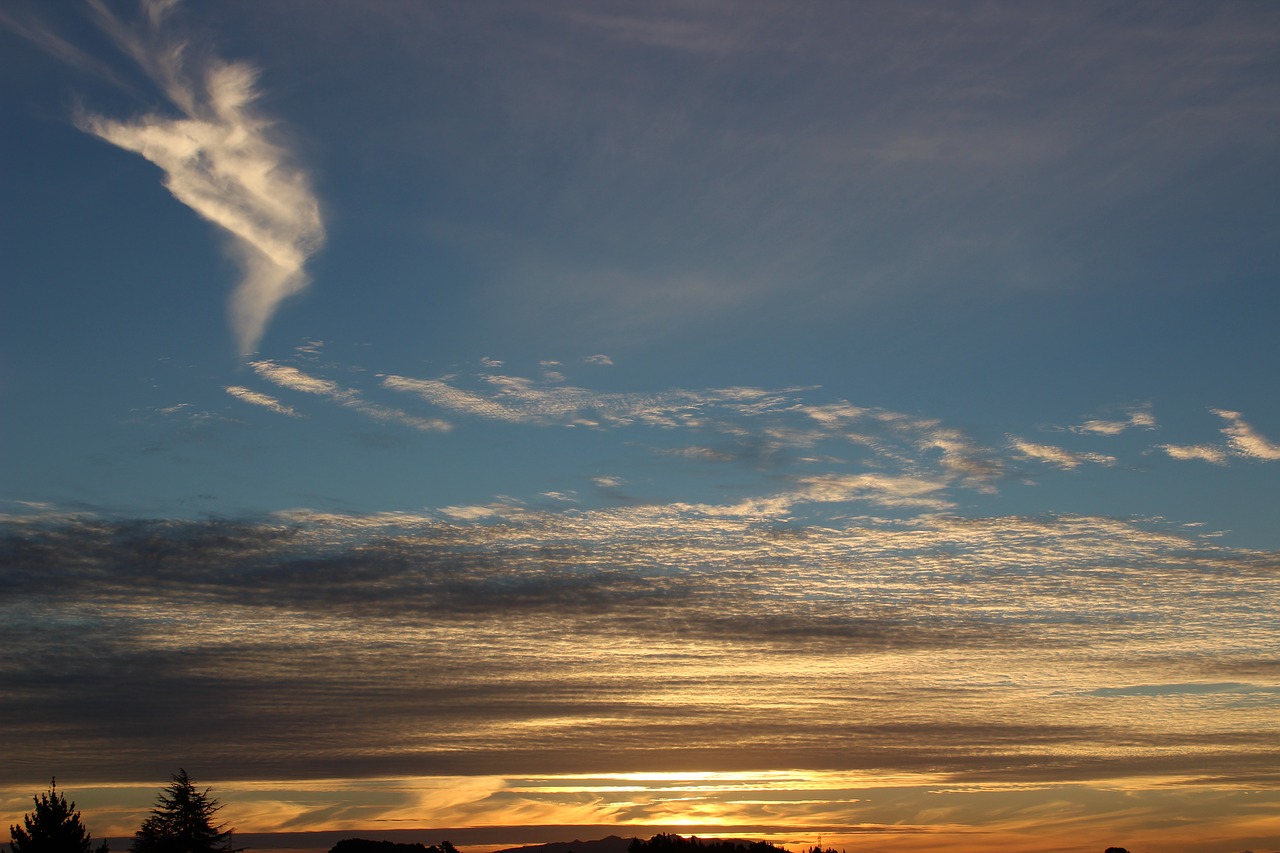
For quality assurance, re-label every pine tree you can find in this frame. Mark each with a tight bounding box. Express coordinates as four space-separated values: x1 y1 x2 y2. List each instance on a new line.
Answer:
130 770 236 853
8 779 109 853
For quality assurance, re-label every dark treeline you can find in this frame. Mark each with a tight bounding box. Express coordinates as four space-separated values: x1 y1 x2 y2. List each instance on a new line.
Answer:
627 836 839 853
328 841 458 853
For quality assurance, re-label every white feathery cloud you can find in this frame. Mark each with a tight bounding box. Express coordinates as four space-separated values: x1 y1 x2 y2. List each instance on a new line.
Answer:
1158 443 1228 465
593 475 626 490
800 401 870 428
791 472 954 510
253 360 451 432
77 0 324 356
439 505 502 521
251 361 347 398
0 3 133 89
383 371 730 428
1071 404 1157 436
1213 409 1280 461
655 445 737 462
248 357 1267 506
1010 437 1117 470
382 374 526 423
585 354 614 366
225 385 299 417
917 426 1003 487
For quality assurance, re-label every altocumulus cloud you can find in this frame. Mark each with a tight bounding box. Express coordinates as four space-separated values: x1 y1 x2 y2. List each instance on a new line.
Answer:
75 0 324 355
1 506 1276 788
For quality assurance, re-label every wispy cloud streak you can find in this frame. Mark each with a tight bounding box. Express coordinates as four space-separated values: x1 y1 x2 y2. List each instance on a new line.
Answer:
1070 404 1157 436
1158 443 1228 464
1157 409 1280 464
1009 437 1116 470
225 385 299 417
252 360 450 432
1213 408 1280 461
74 0 324 355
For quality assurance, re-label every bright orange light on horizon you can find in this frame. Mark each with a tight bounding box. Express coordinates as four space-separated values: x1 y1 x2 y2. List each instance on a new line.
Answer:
5 770 1278 853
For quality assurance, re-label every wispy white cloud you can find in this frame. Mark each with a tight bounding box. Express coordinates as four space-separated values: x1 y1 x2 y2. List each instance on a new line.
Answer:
1010 437 1117 470
655 445 738 462
381 371 777 429
1158 443 1228 465
75 0 324 356
585 354 614 366
791 472 954 510
381 374 528 423
273 357 1279 507
1213 409 1280 462
252 360 451 432
592 475 626 490
1070 404 1156 436
916 425 1003 488
251 361 347 398
800 401 871 428
1156 410 1280 465
225 385 300 417
439 504 503 521
0 4 133 89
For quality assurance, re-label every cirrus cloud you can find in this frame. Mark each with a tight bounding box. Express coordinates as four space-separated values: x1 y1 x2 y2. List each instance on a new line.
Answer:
75 0 324 356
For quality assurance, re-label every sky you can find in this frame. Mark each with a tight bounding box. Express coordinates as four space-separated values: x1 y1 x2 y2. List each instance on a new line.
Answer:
1 2 1278 852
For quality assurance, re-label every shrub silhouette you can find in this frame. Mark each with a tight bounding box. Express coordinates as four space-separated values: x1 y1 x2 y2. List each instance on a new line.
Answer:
8 780 109 853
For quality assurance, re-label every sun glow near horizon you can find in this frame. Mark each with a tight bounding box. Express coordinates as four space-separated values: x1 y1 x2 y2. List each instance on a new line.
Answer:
9 768 1277 853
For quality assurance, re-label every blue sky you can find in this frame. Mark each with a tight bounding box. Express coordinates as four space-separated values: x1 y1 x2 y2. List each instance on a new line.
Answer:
2 2 1279 851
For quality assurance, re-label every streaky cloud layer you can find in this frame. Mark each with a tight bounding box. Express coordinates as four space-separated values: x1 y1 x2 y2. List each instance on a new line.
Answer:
76 0 324 356
1 506 1275 796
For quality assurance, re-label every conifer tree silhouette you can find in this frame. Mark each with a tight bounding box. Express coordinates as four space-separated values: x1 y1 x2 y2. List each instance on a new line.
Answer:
8 779 108 853
130 770 237 853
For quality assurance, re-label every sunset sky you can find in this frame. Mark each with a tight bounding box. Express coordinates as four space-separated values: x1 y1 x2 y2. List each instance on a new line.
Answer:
2 2 1278 852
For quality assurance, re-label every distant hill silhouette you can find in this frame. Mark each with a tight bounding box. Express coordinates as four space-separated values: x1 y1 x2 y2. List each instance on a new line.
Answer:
629 835 788 850
497 835 837 853
494 835 634 853
627 836 826 853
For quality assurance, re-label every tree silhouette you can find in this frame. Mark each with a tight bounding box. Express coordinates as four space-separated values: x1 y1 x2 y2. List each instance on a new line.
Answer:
130 770 237 853
626 836 835 853
327 840 458 853
8 779 109 853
